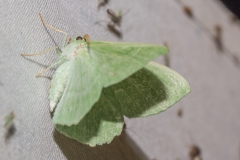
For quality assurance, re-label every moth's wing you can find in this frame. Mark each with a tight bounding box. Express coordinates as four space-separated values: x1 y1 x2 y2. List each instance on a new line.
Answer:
112 61 191 118
49 61 71 112
53 41 168 125
56 88 124 146
53 54 102 125
91 41 168 87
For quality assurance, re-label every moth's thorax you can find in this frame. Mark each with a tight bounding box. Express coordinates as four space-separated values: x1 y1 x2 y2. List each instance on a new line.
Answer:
62 40 89 60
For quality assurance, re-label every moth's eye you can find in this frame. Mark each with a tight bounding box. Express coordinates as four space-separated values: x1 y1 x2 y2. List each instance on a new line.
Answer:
76 36 83 40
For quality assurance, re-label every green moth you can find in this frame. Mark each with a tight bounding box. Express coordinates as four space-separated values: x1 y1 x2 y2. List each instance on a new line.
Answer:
22 14 190 146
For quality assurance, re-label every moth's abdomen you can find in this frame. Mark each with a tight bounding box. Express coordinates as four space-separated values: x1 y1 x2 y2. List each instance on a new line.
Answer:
49 61 71 112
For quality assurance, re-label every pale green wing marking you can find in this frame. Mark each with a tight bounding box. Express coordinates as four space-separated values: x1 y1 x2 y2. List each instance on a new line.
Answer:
49 61 71 111
112 61 191 117
56 88 124 147
90 41 169 87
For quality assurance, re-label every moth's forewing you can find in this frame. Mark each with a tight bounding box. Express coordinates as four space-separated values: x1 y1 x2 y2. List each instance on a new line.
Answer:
49 61 71 112
90 41 168 88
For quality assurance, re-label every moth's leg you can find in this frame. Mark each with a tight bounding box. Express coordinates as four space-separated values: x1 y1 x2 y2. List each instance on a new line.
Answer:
35 59 64 78
56 47 62 56
67 37 72 44
62 35 72 48
21 47 57 57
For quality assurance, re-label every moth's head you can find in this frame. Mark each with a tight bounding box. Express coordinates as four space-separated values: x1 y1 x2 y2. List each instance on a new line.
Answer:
74 34 91 45
74 36 84 41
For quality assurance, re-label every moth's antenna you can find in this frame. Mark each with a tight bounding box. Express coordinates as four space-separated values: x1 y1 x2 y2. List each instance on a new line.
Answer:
83 34 91 45
39 13 68 36
21 47 57 57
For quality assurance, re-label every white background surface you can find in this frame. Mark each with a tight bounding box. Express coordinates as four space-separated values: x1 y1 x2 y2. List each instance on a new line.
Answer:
1 0 240 159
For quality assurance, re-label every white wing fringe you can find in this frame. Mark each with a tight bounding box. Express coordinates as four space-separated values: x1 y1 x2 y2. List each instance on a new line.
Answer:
50 102 56 112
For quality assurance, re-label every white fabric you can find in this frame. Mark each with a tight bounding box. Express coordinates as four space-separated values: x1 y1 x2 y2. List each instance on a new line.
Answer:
1 0 240 160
